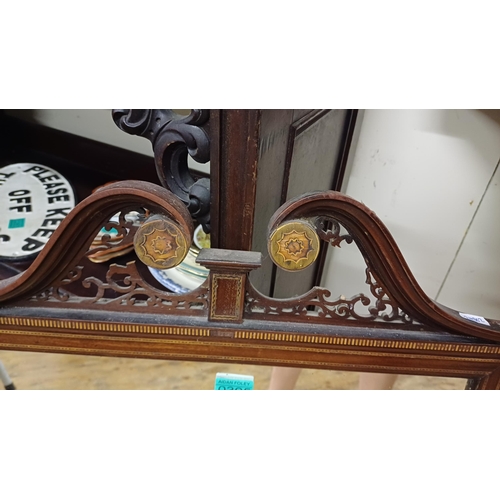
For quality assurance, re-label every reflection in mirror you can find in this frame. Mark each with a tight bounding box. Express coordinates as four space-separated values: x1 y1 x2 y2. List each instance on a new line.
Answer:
147 224 210 294
0 349 469 389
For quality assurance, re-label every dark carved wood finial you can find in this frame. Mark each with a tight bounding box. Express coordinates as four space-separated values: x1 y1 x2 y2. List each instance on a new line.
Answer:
112 109 211 232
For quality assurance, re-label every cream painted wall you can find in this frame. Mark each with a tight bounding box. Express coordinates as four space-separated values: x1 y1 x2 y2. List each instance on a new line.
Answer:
437 162 500 317
321 109 500 320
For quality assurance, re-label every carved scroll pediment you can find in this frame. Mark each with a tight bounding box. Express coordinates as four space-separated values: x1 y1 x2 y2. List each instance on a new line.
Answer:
254 190 500 343
0 181 195 305
0 180 498 344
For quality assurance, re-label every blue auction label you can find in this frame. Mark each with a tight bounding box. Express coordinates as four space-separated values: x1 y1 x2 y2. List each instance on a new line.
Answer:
0 163 76 260
214 373 254 390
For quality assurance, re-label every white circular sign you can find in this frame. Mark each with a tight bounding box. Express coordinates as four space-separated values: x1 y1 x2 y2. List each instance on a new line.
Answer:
0 163 76 260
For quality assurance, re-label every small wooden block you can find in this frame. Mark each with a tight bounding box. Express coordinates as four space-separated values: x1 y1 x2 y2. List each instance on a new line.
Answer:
196 248 261 323
196 248 262 271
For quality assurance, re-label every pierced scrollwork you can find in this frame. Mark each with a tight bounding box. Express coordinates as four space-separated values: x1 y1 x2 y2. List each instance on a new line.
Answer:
320 216 414 323
365 268 413 324
315 217 353 247
85 210 146 260
28 259 209 315
33 210 144 302
112 109 211 231
81 261 208 312
317 217 412 323
32 266 85 303
82 262 208 314
245 282 417 324
246 285 371 320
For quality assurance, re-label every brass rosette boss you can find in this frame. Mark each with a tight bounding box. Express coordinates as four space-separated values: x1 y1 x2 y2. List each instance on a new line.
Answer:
133 214 191 269
268 219 320 271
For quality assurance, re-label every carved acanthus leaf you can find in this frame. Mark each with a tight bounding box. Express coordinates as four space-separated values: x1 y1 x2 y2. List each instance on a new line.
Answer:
112 109 211 230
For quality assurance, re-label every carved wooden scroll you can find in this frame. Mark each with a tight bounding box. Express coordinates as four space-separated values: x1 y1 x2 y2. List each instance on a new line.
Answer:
0 181 194 305
255 190 500 343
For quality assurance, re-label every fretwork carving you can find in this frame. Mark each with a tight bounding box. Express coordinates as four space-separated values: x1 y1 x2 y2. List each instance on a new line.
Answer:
249 212 416 325
315 217 353 247
245 271 415 325
26 252 209 313
81 261 208 313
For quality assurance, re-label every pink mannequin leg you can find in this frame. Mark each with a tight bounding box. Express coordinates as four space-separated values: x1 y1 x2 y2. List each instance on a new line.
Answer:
268 367 302 390
358 372 397 390
268 367 398 389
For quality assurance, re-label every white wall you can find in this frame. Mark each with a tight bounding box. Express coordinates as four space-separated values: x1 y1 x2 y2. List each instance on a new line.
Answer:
321 110 500 320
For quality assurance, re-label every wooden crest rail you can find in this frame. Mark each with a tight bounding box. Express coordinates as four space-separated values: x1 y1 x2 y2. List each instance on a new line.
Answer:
0 109 498 389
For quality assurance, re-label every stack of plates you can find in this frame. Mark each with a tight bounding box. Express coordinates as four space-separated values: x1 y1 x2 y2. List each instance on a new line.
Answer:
148 225 209 293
